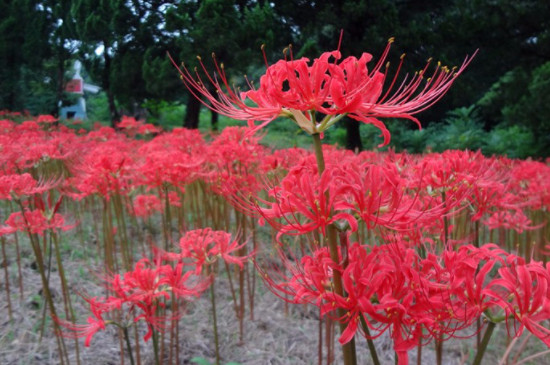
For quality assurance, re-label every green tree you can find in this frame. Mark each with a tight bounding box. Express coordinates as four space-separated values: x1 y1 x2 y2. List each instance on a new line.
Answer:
0 0 52 112
144 0 285 129
70 0 134 124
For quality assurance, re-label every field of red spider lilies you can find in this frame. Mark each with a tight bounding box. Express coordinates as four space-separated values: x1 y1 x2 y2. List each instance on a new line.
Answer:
1 111 550 365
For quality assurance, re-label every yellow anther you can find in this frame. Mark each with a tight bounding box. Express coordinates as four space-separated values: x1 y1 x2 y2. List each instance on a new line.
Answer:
401 53 406 59
196 55 202 61
261 44 265 51
427 57 432 63
388 37 395 43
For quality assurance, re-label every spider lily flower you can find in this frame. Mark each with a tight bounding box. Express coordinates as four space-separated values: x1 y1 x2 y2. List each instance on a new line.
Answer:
164 228 251 274
0 173 52 200
131 194 162 218
170 41 476 145
0 209 74 236
489 259 550 346
56 313 107 347
255 162 357 237
59 258 208 347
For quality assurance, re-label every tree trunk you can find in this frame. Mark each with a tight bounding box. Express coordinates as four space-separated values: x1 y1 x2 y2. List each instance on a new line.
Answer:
211 109 219 131
103 41 119 127
54 48 66 118
345 118 363 152
207 85 219 131
184 95 201 129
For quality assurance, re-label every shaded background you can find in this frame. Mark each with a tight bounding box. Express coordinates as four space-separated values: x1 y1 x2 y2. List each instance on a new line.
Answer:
1 0 549 156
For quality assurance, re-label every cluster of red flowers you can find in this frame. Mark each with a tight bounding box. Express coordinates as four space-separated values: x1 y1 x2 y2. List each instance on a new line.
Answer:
2 113 550 363
57 257 208 346
260 237 550 363
57 227 248 347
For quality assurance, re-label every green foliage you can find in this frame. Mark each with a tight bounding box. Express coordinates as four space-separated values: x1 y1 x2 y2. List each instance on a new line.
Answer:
502 61 550 154
142 100 184 129
483 124 537 159
86 92 111 124
431 106 486 152
479 61 550 157
261 118 312 149
311 105 539 159
478 68 531 127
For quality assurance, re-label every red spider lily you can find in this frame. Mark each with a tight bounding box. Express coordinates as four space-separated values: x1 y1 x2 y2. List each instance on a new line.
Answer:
258 234 528 365
135 128 205 191
484 209 544 234
115 259 172 305
117 116 160 137
0 122 77 171
255 162 357 237
60 258 208 346
170 41 475 145
131 194 162 218
35 114 58 124
164 228 251 274
510 160 550 210
336 162 432 231
67 139 140 199
55 295 119 347
161 261 212 298
489 258 550 346
56 314 107 347
0 209 74 236
256 241 342 306
205 127 267 199
0 173 51 199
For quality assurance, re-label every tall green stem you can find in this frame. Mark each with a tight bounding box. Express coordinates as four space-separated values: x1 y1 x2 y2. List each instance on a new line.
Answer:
359 314 381 365
210 277 221 365
151 327 160 365
472 321 496 365
1 237 13 321
312 133 357 365
123 326 136 365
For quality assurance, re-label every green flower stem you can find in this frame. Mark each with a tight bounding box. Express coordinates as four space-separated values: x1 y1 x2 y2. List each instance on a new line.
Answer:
15 199 68 364
312 133 326 173
52 231 82 365
312 133 357 365
359 314 381 365
472 321 496 365
319 113 348 131
151 327 160 365
122 326 136 365
210 275 221 365
1 236 13 321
